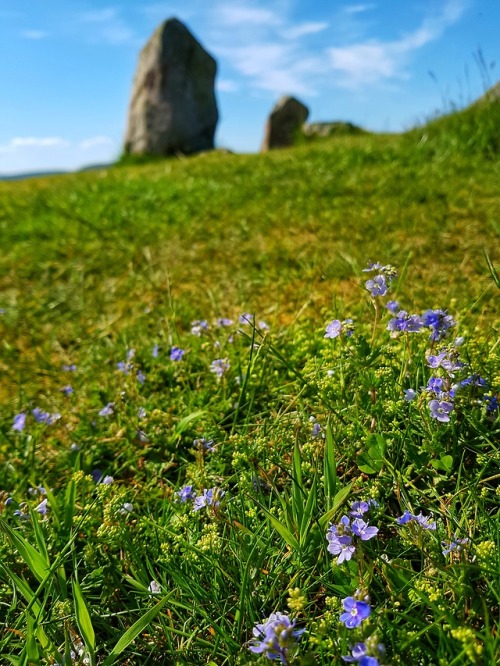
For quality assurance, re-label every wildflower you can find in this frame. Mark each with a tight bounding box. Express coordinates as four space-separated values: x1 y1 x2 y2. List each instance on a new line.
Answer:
365 274 388 297
350 518 379 541
191 320 209 336
210 358 230 378
442 536 468 556
343 641 385 665
386 300 399 313
404 388 417 402
12 413 26 432
116 361 132 374
32 408 60 425
397 510 436 530
101 475 114 485
459 374 488 388
62 364 77 371
137 370 146 384
138 407 147 419
426 377 444 393
248 612 304 664
170 346 185 361
324 318 354 339
193 438 216 452
99 403 114 417
193 487 224 511
484 395 499 412
387 311 423 334
429 398 454 422
175 485 196 502
60 385 74 396
258 320 270 331
422 309 456 341
152 344 159 358
349 500 377 518
35 499 48 516
339 597 371 628
149 580 161 595
70 443 81 452
216 317 233 327
239 313 254 325
327 532 356 563
28 485 47 496
120 503 133 515
362 261 383 272
311 421 322 438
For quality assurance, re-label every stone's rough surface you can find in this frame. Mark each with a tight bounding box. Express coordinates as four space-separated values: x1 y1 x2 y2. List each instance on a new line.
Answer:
124 18 218 156
261 96 309 151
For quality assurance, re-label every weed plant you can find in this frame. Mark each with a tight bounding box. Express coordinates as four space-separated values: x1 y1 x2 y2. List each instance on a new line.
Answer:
0 104 499 665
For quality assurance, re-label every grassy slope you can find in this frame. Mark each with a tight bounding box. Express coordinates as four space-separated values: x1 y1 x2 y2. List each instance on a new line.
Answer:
1 130 498 403
0 105 499 664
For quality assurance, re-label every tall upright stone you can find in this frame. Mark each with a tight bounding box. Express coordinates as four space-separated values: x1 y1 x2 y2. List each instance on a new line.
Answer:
261 96 309 152
124 18 218 156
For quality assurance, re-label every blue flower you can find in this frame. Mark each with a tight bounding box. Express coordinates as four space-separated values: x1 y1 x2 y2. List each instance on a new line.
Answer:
442 536 468 555
350 518 379 541
12 413 26 432
248 612 304 664
339 597 371 628
387 311 423 334
193 438 216 452
426 377 444 393
397 510 436 530
193 487 224 511
342 641 385 665
175 485 196 502
210 358 230 378
422 309 456 341
137 370 146 384
429 398 454 422
325 318 354 339
99 403 114 417
35 499 48 516
32 408 60 425
365 275 388 297
62 364 77 372
170 346 185 361
484 394 499 412
60 385 74 396
191 320 209 336
404 388 417 402
386 300 399 313
152 344 159 358
216 317 234 327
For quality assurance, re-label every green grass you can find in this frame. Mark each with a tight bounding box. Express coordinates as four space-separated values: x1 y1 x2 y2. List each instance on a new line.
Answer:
0 100 499 665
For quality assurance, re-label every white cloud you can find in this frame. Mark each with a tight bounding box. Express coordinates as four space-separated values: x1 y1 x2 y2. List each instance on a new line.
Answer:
281 22 328 40
343 4 375 15
0 137 70 152
216 4 281 27
20 30 48 40
217 79 239 93
327 0 468 88
79 136 114 150
79 7 136 45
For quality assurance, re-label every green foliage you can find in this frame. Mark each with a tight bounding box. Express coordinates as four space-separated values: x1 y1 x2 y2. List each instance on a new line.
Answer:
0 116 499 664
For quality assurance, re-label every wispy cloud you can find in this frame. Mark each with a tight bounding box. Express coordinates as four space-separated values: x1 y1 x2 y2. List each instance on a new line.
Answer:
327 0 468 88
215 3 282 27
79 136 114 150
79 7 136 46
343 4 376 15
217 79 239 93
281 22 328 40
20 30 48 40
0 137 70 153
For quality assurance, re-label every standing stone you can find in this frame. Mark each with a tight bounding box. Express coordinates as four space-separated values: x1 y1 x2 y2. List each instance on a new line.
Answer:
124 18 218 156
261 96 309 151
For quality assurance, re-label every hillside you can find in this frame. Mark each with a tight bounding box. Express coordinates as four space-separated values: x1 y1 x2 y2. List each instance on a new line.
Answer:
0 105 499 664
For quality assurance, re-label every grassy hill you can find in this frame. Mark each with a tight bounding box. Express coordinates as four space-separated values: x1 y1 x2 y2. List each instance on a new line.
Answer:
0 100 499 664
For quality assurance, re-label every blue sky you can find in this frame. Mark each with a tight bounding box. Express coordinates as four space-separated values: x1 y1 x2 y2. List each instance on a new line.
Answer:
0 0 498 174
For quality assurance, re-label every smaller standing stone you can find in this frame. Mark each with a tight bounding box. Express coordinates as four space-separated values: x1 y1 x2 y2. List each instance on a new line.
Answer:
261 96 309 151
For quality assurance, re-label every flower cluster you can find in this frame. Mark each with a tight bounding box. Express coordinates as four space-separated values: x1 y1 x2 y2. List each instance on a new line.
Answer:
397 510 436 530
175 485 224 512
343 640 385 665
248 612 304 664
327 501 378 564
324 318 354 339
210 358 230 378
363 262 397 297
